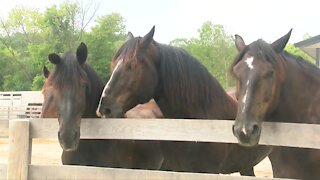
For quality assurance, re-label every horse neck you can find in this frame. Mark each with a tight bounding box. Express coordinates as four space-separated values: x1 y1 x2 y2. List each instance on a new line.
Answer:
83 66 104 118
155 88 237 120
268 56 320 124
154 67 237 120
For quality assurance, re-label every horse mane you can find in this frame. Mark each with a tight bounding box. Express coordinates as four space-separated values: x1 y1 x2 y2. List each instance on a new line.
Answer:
113 37 140 64
280 51 320 77
82 63 104 117
155 43 233 114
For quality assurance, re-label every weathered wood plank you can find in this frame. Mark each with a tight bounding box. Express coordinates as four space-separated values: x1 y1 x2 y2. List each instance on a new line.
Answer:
29 118 320 149
7 120 30 180
0 164 6 178
0 120 8 138
30 118 58 139
28 165 285 180
260 122 320 148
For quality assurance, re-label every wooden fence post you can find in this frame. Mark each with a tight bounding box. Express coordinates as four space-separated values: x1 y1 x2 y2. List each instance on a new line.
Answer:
7 119 30 180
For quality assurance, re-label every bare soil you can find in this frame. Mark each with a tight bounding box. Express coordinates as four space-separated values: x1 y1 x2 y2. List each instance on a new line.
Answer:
0 138 273 177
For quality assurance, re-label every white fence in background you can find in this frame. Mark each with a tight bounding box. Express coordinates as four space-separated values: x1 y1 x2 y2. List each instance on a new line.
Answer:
0 91 43 119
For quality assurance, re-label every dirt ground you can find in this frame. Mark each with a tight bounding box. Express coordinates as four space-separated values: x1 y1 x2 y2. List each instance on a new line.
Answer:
0 138 273 178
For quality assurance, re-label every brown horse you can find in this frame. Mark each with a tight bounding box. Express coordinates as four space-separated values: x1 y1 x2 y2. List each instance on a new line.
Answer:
231 29 320 179
96 26 272 176
41 42 163 169
43 67 163 119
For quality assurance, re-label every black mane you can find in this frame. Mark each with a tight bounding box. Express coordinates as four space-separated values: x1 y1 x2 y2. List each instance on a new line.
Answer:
114 37 141 64
281 51 320 77
156 43 232 116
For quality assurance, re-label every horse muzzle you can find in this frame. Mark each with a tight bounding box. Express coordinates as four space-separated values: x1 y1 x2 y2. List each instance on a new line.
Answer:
58 129 80 151
232 121 261 147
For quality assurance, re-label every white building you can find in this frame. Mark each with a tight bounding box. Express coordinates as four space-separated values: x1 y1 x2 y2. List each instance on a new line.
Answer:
0 91 43 119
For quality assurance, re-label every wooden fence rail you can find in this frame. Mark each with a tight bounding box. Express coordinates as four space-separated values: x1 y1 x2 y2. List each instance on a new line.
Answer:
28 164 288 180
1 118 319 179
1 118 320 148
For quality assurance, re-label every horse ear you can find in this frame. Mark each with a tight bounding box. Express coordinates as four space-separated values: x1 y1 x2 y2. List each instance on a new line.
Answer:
140 26 155 48
235 34 246 52
271 29 292 53
43 66 50 78
126 32 134 41
48 53 61 65
76 42 88 64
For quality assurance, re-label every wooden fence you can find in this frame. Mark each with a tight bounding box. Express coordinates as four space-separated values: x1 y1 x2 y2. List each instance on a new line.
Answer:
1 118 320 179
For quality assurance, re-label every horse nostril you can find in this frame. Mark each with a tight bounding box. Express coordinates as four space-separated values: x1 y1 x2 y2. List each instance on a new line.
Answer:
252 124 260 136
105 108 111 115
58 131 62 140
232 124 236 135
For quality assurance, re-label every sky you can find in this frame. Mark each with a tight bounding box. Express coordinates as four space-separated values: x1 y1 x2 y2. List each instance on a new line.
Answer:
0 0 319 44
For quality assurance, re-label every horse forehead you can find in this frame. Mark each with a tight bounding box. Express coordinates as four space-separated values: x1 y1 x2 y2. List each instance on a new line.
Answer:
244 56 254 70
242 52 273 71
63 52 76 60
233 54 255 74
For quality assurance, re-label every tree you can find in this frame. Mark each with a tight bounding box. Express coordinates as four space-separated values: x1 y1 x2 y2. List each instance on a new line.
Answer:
0 1 100 91
83 13 126 82
0 7 42 90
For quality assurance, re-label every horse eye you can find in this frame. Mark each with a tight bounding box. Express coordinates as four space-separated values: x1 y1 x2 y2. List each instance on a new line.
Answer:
264 71 274 79
127 64 132 70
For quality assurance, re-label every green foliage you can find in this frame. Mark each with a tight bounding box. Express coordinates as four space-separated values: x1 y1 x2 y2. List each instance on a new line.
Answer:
170 21 237 89
0 1 125 91
31 74 45 91
0 3 314 92
42 2 81 51
84 13 126 82
0 46 15 90
2 73 31 91
285 44 315 64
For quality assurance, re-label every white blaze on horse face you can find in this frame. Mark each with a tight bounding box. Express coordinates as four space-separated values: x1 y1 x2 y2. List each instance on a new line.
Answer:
241 56 254 113
242 126 248 135
242 89 248 113
96 59 123 117
102 58 123 98
245 56 254 69
239 56 255 134
241 80 250 113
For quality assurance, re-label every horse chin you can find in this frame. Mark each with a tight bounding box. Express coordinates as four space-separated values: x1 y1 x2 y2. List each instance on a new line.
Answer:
58 129 80 151
59 139 79 152
99 109 124 118
236 136 260 147
107 111 125 118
